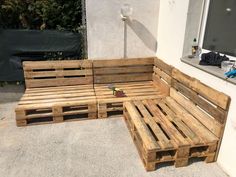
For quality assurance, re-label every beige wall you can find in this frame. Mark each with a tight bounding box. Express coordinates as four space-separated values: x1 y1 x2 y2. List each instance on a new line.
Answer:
86 0 159 59
157 0 236 176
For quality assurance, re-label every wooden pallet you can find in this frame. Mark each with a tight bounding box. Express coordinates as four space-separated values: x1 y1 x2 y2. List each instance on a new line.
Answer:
123 99 219 171
93 57 154 84
15 85 97 126
171 68 230 161
95 81 166 118
23 60 93 88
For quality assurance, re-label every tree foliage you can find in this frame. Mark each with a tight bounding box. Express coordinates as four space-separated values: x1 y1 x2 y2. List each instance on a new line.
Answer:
0 0 84 32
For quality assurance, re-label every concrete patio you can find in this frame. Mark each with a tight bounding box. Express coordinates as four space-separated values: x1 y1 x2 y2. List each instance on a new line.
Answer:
0 85 229 177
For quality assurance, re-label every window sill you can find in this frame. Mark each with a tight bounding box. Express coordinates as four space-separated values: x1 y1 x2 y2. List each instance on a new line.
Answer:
181 56 236 85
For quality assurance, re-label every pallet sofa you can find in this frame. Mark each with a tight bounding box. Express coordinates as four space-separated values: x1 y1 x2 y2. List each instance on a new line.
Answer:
15 60 97 126
123 59 230 171
15 57 230 171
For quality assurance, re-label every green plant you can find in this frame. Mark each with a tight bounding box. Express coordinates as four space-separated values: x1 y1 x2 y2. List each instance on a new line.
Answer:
0 0 84 32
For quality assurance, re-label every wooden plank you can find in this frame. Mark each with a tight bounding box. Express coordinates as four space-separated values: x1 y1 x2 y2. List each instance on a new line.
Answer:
96 92 162 100
94 82 155 91
170 88 222 138
24 69 92 79
94 73 152 84
171 79 226 124
93 57 154 67
26 77 93 88
21 91 95 101
94 81 153 87
25 85 93 93
154 58 173 75
94 66 153 75
124 101 160 151
24 89 94 97
16 99 96 110
98 95 164 104
23 60 92 70
172 68 230 110
19 95 96 105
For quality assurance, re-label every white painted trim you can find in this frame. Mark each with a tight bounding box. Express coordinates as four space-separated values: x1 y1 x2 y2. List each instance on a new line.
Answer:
199 0 210 47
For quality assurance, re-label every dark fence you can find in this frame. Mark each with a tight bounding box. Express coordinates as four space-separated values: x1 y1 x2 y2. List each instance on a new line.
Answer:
0 29 86 81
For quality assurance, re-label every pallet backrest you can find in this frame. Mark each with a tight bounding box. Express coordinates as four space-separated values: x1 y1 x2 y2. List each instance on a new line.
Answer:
93 57 154 84
170 68 231 138
153 58 174 96
23 60 93 88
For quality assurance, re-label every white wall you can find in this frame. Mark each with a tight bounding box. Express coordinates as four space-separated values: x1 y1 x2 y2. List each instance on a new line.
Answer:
157 1 236 177
86 0 159 59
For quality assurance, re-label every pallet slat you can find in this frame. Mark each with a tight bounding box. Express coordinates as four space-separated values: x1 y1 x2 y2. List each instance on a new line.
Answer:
25 77 93 88
93 57 154 67
24 69 93 79
23 60 92 70
95 73 152 84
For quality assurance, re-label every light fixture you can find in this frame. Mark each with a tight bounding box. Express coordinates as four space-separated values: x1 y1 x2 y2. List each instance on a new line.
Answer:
121 4 133 21
226 8 232 12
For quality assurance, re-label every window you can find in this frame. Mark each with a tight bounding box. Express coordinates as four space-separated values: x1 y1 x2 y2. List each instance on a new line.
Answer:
200 0 236 58
181 0 236 85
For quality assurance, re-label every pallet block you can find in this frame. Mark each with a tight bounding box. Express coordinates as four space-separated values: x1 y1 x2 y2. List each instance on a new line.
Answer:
123 99 219 171
95 81 166 118
16 85 97 126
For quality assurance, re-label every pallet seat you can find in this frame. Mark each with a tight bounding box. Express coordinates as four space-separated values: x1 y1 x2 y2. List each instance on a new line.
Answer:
93 58 170 118
123 61 231 171
15 60 96 126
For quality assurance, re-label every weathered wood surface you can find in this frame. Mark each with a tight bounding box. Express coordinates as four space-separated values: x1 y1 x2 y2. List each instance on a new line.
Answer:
95 81 165 118
15 85 97 126
172 68 230 110
23 60 93 88
154 58 173 76
123 99 220 171
93 57 154 84
153 58 174 96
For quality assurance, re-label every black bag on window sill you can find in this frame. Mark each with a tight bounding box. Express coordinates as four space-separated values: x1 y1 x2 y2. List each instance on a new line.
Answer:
199 52 229 67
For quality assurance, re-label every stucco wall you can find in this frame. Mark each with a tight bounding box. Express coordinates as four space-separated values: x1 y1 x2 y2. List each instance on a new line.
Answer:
157 0 236 176
86 0 159 59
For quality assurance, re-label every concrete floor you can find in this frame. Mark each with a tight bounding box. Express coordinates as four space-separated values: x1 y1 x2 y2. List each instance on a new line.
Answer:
0 85 229 177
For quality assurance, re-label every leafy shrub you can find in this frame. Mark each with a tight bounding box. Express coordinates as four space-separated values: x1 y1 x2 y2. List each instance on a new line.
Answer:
0 0 84 32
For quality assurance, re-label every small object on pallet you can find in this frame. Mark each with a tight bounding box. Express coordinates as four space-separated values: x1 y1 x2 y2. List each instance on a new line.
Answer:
114 88 126 97
107 84 126 97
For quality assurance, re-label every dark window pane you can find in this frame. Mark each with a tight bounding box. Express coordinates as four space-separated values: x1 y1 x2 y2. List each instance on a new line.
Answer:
203 0 236 57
